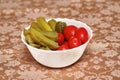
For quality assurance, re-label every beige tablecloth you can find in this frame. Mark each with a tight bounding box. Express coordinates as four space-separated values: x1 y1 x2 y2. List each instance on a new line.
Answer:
0 0 120 80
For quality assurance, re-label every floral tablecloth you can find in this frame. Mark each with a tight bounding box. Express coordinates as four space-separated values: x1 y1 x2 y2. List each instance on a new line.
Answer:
0 0 120 80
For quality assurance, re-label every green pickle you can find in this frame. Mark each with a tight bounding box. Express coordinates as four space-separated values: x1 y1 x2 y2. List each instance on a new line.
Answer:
55 21 66 33
37 17 52 31
40 31 57 41
24 31 41 48
30 28 59 49
40 46 51 50
23 29 30 36
48 19 56 31
30 24 57 41
29 28 47 47
23 17 67 50
25 34 33 44
31 22 43 31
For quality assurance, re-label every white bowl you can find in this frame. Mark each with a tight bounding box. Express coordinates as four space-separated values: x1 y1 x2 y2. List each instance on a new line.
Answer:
21 18 93 68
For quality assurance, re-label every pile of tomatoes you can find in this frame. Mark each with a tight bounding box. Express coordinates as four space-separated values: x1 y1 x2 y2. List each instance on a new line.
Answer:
57 25 89 50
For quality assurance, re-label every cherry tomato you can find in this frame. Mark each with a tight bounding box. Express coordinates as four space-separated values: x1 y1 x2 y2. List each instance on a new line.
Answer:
57 42 69 50
68 36 82 49
64 25 78 40
75 27 88 44
57 32 64 45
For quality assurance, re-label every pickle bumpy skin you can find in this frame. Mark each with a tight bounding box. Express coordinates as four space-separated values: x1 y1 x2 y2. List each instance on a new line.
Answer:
30 28 59 49
48 19 56 31
37 17 53 31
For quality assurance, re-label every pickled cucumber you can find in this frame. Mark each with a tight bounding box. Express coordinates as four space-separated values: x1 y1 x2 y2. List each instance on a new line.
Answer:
30 25 57 41
30 28 59 49
23 17 67 50
23 29 30 36
55 21 66 33
30 22 43 31
48 19 56 31
37 17 52 31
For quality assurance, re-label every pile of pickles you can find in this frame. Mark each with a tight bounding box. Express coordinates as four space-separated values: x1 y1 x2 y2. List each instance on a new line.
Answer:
24 17 66 50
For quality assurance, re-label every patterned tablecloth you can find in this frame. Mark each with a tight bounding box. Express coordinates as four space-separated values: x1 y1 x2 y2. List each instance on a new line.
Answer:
0 0 120 80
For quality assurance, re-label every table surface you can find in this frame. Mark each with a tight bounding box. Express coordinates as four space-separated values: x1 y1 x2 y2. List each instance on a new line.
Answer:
0 0 120 80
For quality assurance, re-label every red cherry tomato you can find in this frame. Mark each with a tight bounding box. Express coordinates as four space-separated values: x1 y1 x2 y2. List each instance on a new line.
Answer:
75 27 88 44
64 25 78 40
57 32 64 45
68 36 82 49
57 42 69 50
